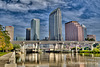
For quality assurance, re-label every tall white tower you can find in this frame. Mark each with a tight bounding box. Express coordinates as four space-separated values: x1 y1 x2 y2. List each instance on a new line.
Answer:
31 19 40 41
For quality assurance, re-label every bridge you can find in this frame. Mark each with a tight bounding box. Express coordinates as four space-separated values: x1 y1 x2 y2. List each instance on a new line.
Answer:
11 41 100 53
11 41 99 44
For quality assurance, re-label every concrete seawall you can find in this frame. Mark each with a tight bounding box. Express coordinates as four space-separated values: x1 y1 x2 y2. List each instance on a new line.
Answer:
5 51 17 67
0 52 17 67
0 52 12 67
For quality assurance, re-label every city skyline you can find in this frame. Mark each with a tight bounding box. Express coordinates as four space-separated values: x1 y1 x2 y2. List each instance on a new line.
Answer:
0 0 100 41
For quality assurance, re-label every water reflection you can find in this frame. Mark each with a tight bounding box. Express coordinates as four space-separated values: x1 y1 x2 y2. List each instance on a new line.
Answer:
16 53 100 67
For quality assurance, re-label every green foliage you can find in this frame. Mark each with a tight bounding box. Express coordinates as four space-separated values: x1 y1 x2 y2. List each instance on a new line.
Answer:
79 50 92 53
84 47 90 50
79 48 100 53
80 53 100 57
96 44 100 50
93 43 99 47
92 48 100 53
0 52 9 56
13 44 20 50
85 38 95 41
0 25 4 31
71 47 80 50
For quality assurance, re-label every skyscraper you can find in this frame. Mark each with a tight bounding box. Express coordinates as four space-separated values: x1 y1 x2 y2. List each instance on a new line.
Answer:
65 21 84 41
31 19 40 41
5 26 14 41
49 8 63 41
26 28 31 40
81 24 87 40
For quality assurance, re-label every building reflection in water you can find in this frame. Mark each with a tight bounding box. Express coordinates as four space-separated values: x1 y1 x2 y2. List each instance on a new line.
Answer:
17 53 99 67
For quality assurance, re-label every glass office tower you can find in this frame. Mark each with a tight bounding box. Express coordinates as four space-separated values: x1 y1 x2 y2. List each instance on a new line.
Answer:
31 19 40 41
49 8 63 41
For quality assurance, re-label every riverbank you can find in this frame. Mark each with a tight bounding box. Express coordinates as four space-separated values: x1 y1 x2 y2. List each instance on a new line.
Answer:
0 52 12 67
79 50 100 53
0 52 10 56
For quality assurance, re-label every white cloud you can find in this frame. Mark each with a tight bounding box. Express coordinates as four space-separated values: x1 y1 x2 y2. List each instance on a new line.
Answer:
62 8 85 22
0 0 100 40
7 3 29 12
0 0 66 12
0 1 6 9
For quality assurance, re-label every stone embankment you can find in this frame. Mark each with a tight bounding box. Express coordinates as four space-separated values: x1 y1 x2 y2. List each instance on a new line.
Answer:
0 52 17 67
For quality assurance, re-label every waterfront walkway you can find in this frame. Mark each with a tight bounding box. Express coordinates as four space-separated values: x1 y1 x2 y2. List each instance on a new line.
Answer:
0 52 12 67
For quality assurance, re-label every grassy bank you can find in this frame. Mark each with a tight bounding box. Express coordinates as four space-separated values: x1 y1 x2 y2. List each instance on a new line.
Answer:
79 53 100 57
79 50 100 53
0 52 9 56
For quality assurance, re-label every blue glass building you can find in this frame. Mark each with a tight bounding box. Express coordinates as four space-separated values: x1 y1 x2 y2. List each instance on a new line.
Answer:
49 8 63 41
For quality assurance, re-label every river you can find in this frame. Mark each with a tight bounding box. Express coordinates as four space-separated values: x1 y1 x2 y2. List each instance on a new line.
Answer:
16 53 100 67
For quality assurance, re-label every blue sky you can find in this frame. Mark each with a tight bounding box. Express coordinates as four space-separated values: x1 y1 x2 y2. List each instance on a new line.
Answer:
0 0 100 41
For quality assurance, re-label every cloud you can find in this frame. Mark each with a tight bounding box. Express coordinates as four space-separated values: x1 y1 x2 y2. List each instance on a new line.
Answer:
0 0 100 41
0 0 66 12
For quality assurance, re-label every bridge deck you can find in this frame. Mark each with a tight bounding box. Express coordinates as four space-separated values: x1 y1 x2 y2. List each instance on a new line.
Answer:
11 41 98 44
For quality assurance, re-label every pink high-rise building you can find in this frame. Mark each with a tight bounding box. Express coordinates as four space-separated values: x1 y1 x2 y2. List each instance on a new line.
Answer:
65 21 84 41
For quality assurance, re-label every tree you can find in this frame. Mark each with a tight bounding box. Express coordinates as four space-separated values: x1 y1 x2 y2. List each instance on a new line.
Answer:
13 44 20 50
0 24 13 52
0 31 6 52
96 44 100 50
93 43 99 47
85 38 95 41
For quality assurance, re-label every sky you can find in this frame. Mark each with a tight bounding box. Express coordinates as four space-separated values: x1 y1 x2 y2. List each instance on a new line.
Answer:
0 0 100 41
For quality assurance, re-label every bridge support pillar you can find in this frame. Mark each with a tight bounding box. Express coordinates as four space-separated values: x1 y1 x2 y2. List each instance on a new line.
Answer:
68 43 71 51
90 42 95 51
60 42 64 52
32 44 34 48
75 42 79 53
37 42 41 52
54 43 57 51
36 43 40 52
75 45 78 53
82 47 84 51
68 46 71 51
91 45 93 51
20 42 26 54
60 45 63 51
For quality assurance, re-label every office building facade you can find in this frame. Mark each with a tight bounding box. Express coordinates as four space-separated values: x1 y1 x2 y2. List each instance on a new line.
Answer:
65 21 84 41
26 28 31 40
49 8 63 41
31 19 40 40
5 26 14 41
